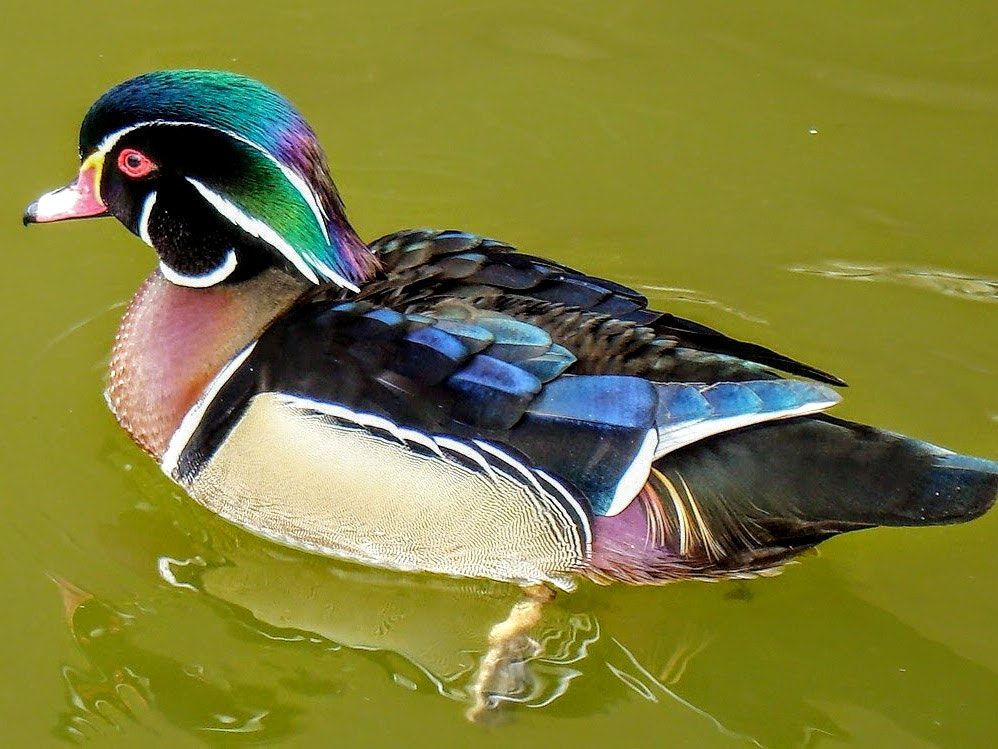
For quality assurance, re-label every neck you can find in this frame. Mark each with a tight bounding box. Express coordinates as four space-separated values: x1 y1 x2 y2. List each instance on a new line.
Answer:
329 218 381 286
107 268 309 460
303 160 381 286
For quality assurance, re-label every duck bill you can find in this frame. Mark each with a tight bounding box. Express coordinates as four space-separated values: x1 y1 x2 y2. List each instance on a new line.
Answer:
23 158 107 225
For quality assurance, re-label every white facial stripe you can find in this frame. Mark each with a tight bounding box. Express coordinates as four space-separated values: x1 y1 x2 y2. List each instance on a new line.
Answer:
162 341 258 478
94 119 331 245
160 249 238 288
138 191 157 246
94 120 361 290
186 177 358 291
185 177 317 283
141 185 238 287
280 164 331 244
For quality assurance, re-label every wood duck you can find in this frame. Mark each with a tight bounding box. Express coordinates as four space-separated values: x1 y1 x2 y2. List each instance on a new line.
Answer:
24 70 998 592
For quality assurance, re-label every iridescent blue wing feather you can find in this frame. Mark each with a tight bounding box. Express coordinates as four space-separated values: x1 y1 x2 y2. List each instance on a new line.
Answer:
653 380 840 457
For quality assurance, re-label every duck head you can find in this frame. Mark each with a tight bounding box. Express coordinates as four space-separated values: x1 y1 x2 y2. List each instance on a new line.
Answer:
24 70 378 290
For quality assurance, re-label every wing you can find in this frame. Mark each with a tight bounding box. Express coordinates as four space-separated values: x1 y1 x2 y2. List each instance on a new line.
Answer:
353 229 846 386
165 300 838 519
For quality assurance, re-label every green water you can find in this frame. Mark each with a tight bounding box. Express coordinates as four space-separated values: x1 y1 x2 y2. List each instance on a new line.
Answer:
3 1 996 746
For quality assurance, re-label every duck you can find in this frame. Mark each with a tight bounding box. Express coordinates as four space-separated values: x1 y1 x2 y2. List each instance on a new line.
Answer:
23 70 998 592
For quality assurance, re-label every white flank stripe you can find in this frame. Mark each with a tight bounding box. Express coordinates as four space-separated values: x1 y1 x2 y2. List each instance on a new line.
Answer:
277 395 355 420
472 440 591 555
277 395 411 444
258 394 590 550
277 395 449 458
653 395 840 460
535 470 593 553
137 190 157 247
605 428 658 517
160 249 238 288
433 436 497 479
162 341 258 479
473 440 544 495
396 427 444 456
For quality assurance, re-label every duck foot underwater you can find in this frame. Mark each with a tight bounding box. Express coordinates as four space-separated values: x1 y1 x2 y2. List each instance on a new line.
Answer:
23 71 997 667
465 583 555 723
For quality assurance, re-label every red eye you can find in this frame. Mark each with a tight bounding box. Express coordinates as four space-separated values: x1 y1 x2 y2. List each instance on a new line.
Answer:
117 148 155 178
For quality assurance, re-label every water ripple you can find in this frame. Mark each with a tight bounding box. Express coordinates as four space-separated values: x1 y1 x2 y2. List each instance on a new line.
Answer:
636 284 769 324
790 260 998 303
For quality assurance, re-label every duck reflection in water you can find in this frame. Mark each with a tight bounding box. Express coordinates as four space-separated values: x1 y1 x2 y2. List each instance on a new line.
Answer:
49 486 998 745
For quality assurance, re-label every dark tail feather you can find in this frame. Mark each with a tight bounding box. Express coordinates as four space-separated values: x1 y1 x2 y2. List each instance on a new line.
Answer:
672 414 998 528
588 415 997 583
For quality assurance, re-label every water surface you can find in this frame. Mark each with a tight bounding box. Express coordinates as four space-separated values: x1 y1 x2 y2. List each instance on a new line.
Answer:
2 1 996 746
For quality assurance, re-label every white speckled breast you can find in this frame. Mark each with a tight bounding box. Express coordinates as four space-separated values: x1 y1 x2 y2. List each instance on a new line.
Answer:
182 392 590 589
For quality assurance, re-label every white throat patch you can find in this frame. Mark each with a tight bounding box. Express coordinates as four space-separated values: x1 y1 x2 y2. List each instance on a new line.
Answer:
160 248 238 288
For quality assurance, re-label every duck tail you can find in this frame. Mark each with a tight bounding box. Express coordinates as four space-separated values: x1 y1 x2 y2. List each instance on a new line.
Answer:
587 415 997 584
676 414 998 527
